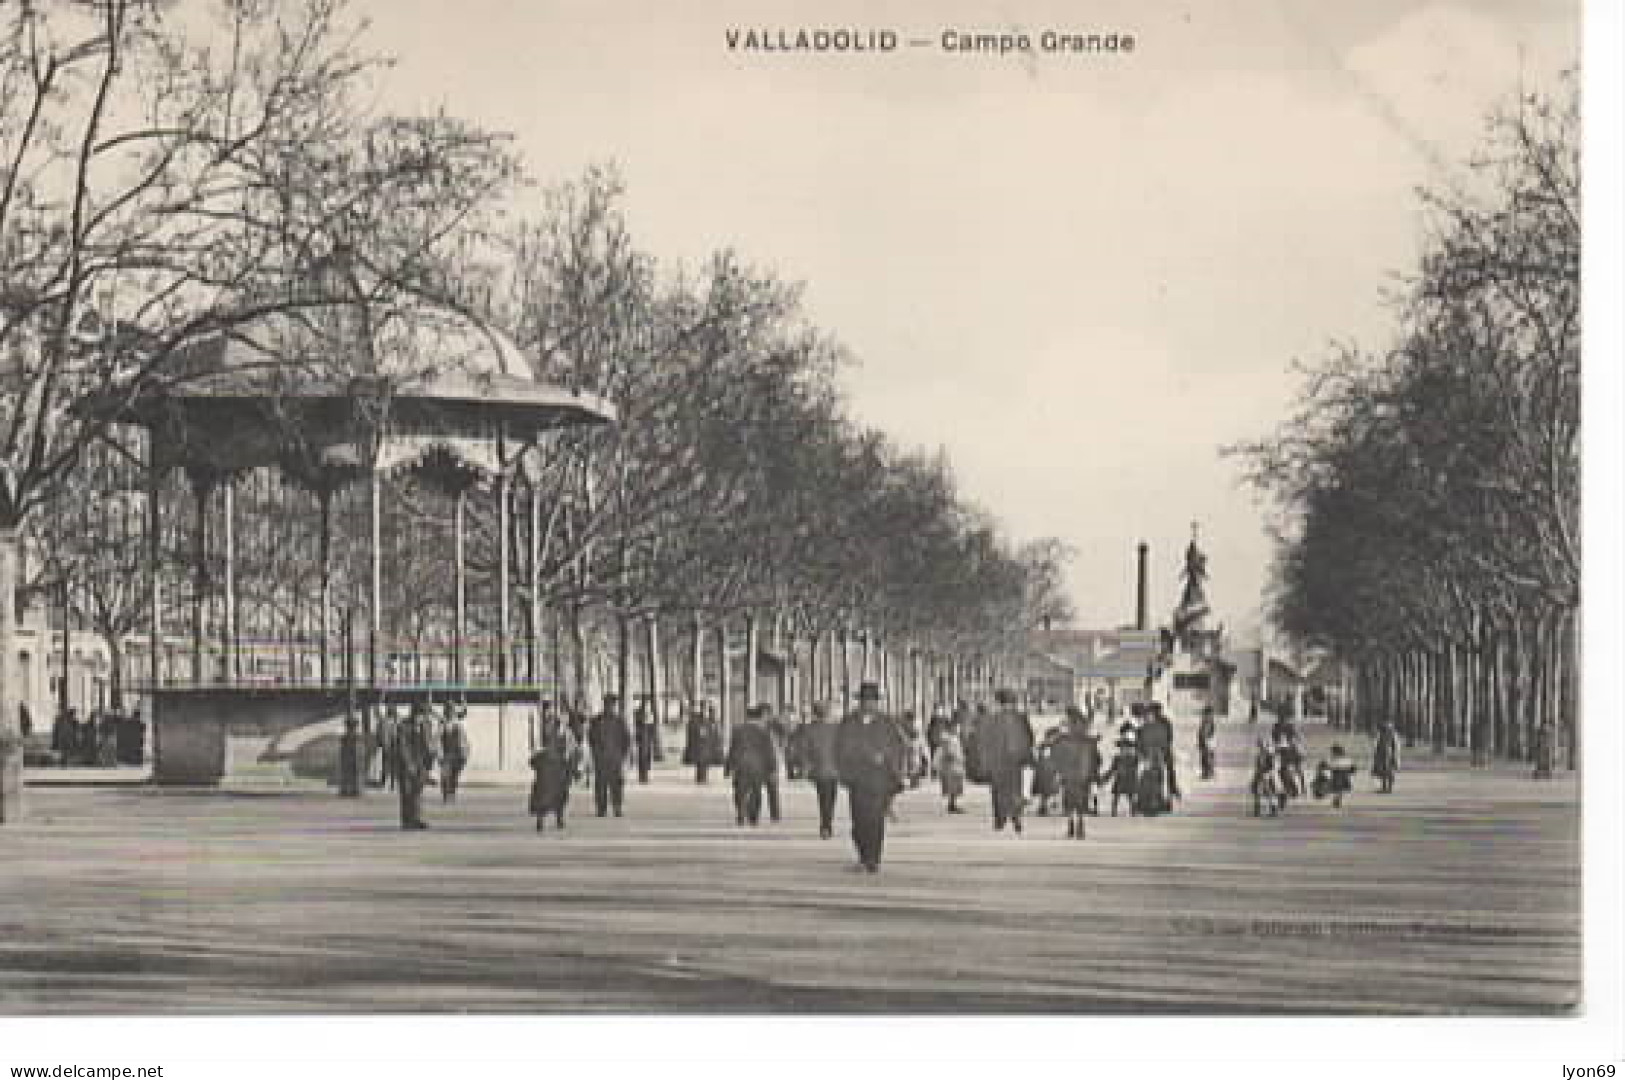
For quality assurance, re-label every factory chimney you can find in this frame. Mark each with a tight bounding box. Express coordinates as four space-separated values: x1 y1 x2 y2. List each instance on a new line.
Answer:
1135 542 1149 632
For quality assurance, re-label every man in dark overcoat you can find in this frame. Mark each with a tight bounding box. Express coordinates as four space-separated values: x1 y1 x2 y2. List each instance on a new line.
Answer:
373 705 400 789
725 705 777 826
835 682 906 872
588 693 631 817
338 716 362 797
798 702 842 838
981 688 1036 833
396 702 439 829
633 705 656 784
683 703 723 784
439 703 471 802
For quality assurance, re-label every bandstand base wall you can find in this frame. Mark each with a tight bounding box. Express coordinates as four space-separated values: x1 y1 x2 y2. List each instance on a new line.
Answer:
150 687 535 787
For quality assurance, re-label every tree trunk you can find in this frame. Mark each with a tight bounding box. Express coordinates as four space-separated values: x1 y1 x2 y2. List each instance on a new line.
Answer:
714 620 730 743
1428 649 1445 755
616 612 632 715
807 629 821 710
743 612 758 709
644 615 663 754
1563 605 1579 771
845 626 858 711
105 631 125 712
689 612 704 711
549 605 565 703
1 527 25 824
568 603 588 712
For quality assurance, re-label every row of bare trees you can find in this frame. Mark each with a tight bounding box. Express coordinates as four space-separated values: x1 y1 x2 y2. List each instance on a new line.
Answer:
1236 79 1579 770
3 1 1074 823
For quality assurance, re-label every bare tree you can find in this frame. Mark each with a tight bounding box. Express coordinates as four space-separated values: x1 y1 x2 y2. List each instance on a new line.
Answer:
1 0 515 822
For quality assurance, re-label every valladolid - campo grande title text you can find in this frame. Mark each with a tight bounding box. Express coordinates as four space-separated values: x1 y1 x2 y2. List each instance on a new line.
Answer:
724 28 1136 55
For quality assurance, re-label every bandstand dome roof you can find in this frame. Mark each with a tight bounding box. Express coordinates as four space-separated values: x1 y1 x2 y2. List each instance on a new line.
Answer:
123 306 616 478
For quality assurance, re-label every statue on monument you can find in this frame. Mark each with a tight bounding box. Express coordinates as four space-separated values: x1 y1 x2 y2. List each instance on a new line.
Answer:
1172 522 1212 652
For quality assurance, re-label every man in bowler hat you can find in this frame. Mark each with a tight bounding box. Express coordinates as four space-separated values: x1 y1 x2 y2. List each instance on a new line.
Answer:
835 682 907 872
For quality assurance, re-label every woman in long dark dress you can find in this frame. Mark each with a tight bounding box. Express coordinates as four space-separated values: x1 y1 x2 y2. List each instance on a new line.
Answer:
529 719 578 833
1030 727 1061 815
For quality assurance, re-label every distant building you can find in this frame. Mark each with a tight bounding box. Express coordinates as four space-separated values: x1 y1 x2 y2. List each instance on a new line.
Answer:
1025 627 1162 710
9 595 115 729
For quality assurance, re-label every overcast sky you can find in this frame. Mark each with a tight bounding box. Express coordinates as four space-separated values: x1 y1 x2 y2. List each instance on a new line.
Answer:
358 0 1576 638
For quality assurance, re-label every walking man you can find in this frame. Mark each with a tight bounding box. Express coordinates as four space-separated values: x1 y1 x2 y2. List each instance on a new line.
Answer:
1373 717 1401 792
634 704 656 784
683 702 723 784
396 702 439 830
725 705 777 826
1197 705 1218 781
588 693 631 817
373 704 400 790
799 702 841 838
338 716 363 797
981 688 1036 833
835 682 907 873
439 703 471 802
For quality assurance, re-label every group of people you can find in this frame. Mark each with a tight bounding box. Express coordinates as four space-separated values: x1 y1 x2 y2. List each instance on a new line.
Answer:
1248 711 1402 816
340 698 473 828
35 705 146 767
526 693 665 831
534 681 917 871
356 683 1411 866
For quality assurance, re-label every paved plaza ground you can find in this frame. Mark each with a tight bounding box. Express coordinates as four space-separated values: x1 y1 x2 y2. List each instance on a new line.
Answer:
0 719 1580 1014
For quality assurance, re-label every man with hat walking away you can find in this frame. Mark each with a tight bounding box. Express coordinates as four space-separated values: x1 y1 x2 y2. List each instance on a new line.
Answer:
725 705 778 826
835 682 907 872
797 702 842 838
981 688 1036 834
588 693 632 817
439 702 471 803
396 701 439 830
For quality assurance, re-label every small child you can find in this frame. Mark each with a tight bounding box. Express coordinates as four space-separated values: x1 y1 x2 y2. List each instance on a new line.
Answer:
1250 740 1283 817
1325 744 1357 809
1103 732 1140 817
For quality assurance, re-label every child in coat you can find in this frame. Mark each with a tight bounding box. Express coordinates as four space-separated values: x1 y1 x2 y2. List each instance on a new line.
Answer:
1103 730 1140 817
1052 714 1102 839
1250 739 1284 817
1030 728 1062 816
934 725 968 814
1320 744 1357 809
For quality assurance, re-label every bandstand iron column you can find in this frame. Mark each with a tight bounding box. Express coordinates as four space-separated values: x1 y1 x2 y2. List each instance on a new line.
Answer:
454 487 467 686
146 467 161 690
369 473 382 686
185 467 214 686
222 478 237 682
497 445 511 686
528 477 542 685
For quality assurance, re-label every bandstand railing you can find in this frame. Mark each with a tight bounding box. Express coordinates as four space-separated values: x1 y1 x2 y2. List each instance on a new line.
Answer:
131 635 563 697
